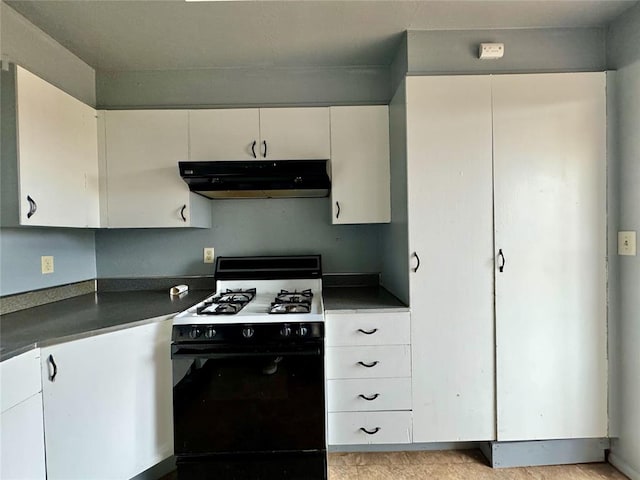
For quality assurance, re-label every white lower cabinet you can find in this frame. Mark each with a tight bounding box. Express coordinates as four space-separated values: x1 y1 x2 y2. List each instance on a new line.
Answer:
40 319 173 480
325 311 412 445
0 349 46 480
0 394 47 480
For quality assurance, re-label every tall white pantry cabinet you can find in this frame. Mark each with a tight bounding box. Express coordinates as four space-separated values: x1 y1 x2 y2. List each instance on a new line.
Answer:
403 73 607 443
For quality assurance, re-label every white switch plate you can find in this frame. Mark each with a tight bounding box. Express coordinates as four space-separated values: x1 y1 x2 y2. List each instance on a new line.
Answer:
203 247 215 264
41 256 54 274
618 231 636 256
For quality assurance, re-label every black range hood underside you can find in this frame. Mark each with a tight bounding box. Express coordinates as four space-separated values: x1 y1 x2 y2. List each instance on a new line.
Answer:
178 160 331 199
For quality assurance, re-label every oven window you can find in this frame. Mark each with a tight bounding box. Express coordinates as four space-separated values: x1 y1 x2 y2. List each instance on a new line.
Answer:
173 349 325 456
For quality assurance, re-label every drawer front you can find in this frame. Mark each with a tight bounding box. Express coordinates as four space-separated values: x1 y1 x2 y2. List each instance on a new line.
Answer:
325 312 410 346
326 345 411 379
328 411 412 445
1 349 42 413
327 378 412 412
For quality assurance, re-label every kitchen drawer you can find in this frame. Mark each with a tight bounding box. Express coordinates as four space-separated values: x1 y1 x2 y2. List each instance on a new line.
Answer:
326 345 411 379
1 349 42 413
328 411 412 445
327 378 412 412
325 312 410 346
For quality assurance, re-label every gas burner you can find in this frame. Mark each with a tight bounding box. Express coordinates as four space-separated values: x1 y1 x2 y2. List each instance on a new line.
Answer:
196 288 256 315
269 302 312 314
276 289 313 304
211 288 256 304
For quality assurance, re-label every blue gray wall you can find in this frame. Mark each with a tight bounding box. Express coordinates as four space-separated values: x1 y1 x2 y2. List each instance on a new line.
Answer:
606 2 640 477
96 198 382 277
0 3 97 296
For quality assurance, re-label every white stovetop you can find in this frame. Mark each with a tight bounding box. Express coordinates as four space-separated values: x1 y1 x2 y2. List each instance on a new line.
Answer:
173 279 324 325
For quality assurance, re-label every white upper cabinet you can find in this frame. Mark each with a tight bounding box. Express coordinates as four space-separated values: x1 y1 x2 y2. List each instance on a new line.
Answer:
101 110 210 228
492 73 607 441
258 107 330 160
189 109 260 160
406 76 496 443
188 107 330 161
14 66 99 227
330 106 390 224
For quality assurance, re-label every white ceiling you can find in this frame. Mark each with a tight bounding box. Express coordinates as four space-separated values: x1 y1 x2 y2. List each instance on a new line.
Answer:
5 0 638 71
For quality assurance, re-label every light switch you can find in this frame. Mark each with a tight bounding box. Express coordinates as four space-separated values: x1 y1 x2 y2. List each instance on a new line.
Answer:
618 231 637 256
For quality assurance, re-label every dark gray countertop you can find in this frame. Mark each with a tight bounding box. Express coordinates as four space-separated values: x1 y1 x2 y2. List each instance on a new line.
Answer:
0 289 213 361
322 285 407 311
1 281 407 362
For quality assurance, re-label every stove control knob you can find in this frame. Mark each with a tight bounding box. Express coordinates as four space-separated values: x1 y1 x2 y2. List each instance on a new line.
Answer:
242 327 255 339
297 325 309 337
204 327 217 339
189 327 202 339
280 325 292 338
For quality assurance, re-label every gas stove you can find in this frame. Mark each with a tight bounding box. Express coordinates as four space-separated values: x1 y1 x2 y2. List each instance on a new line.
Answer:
171 255 327 480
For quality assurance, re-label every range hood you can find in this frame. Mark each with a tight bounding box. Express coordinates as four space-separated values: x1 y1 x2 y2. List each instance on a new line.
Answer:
178 160 331 199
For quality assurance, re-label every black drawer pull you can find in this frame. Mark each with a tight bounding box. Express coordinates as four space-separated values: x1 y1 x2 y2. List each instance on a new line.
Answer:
360 427 380 435
357 328 378 335
358 393 380 401
357 361 379 368
251 140 257 158
180 205 187 222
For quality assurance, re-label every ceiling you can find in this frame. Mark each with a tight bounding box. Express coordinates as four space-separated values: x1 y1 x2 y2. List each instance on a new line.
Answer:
5 0 638 71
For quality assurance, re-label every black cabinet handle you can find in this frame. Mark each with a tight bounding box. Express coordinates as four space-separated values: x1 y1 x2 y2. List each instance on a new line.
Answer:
357 361 379 368
357 328 378 335
48 354 58 382
412 252 420 273
498 249 506 273
358 393 380 401
27 195 37 219
262 140 267 158
360 427 380 435
336 201 340 219
251 140 257 158
180 205 187 222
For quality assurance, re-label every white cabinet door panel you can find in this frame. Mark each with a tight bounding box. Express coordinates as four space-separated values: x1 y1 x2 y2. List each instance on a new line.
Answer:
104 110 192 227
328 411 412 445
189 109 260 161
406 76 496 442
41 319 173 480
0 394 46 480
0 348 41 413
493 73 607 441
330 106 390 224
327 378 412 412
16 66 98 227
258 108 330 160
325 312 410 346
326 346 411 379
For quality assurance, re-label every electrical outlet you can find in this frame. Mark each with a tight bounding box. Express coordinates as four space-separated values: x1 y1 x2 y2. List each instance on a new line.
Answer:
41 256 54 274
618 231 637 256
204 247 215 264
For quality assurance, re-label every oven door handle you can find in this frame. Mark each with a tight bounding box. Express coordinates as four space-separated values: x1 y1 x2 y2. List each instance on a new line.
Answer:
171 345 322 359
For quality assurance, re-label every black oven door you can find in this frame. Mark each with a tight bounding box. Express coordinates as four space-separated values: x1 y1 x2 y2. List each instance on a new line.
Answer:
172 342 325 457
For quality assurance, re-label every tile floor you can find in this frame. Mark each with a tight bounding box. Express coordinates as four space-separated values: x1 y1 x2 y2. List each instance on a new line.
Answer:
328 450 629 480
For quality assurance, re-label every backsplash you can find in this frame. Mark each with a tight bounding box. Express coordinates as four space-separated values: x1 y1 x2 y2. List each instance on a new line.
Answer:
95 197 383 278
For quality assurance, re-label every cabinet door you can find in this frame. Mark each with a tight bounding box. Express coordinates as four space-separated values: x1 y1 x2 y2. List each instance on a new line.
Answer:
104 110 194 227
493 73 607 441
189 109 260 161
258 108 330 160
406 76 495 442
0 394 46 480
41 319 173 480
16 66 98 227
330 106 390 224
